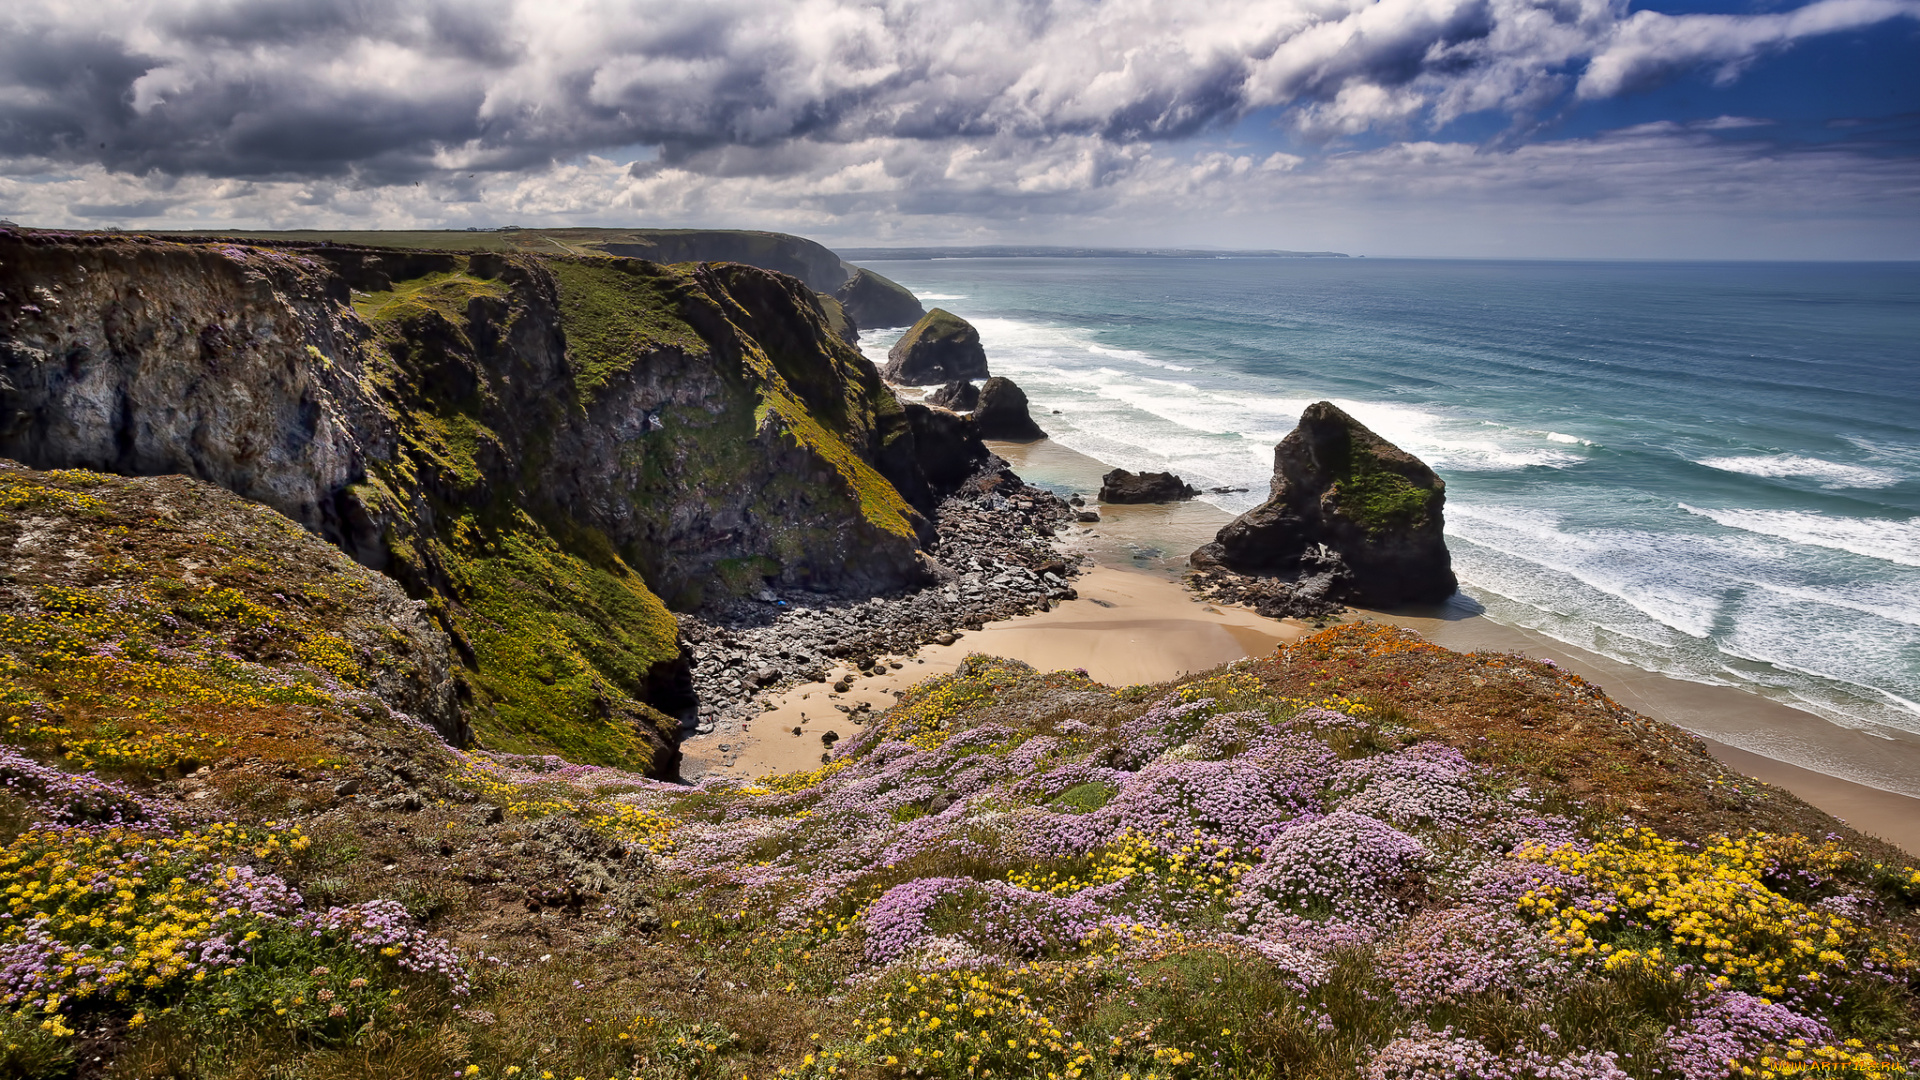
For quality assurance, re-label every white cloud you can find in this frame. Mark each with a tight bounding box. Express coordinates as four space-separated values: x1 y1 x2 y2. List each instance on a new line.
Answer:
1579 0 1920 97
4 122 1915 257
1 0 1916 254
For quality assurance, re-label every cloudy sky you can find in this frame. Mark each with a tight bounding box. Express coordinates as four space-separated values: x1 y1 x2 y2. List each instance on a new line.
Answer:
2 0 1916 257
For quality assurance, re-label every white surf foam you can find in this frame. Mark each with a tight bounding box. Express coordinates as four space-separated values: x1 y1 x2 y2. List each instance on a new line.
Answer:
1679 505 1920 568
1696 454 1902 489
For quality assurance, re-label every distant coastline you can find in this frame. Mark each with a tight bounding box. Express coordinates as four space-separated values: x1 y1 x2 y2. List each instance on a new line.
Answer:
837 244 1350 260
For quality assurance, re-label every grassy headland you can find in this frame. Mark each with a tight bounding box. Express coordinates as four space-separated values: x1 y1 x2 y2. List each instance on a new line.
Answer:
0 461 1914 1077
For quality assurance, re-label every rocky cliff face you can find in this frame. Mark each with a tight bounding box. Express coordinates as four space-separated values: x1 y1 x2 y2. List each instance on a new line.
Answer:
0 229 968 771
1191 401 1457 607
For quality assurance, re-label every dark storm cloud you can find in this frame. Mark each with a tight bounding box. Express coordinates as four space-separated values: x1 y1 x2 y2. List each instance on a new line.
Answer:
1 0 1915 184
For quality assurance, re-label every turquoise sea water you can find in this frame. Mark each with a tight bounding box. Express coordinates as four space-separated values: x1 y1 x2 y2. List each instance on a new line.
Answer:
856 258 1920 742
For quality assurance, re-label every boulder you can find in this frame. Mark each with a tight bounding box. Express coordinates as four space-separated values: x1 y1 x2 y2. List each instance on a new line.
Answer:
884 309 989 385
1190 401 1456 607
973 377 1045 441
927 380 980 412
1099 469 1198 503
836 267 927 329
901 403 994 496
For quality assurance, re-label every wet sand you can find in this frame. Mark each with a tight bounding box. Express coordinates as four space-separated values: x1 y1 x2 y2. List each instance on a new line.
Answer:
682 435 1920 855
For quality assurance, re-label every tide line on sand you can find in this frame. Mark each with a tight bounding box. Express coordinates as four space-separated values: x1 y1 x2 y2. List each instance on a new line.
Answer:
679 437 1920 857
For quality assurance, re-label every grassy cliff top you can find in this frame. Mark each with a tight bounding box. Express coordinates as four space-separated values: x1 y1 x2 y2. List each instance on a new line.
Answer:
0 462 460 782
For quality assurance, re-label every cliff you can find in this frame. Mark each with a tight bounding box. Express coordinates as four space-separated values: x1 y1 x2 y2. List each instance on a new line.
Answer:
1193 400 1457 607
0 229 969 771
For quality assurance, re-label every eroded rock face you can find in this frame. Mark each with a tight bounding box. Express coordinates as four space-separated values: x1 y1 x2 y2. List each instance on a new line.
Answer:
974 377 1045 441
0 229 959 772
836 267 926 329
1190 401 1456 607
883 309 989 385
902 403 994 493
927 380 979 412
1100 469 1197 503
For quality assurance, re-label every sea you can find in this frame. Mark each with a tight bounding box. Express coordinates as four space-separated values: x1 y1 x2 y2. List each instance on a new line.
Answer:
854 257 1920 743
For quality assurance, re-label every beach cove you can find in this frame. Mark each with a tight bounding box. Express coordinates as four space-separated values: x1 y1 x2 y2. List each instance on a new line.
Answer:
682 436 1920 856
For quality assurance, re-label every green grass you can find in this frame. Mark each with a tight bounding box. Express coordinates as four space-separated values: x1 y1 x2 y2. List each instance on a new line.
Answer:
546 257 708 403
350 266 509 324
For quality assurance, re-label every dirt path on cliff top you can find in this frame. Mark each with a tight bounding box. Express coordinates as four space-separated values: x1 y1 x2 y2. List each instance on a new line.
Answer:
676 565 1309 780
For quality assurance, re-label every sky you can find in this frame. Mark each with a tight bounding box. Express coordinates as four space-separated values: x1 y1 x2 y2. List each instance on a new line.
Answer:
1 0 1917 258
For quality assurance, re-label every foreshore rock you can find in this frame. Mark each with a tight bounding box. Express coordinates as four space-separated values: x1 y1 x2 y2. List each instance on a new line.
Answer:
835 266 926 329
883 308 989 385
1099 469 1198 503
974 377 1045 441
927 380 980 411
1190 400 1456 607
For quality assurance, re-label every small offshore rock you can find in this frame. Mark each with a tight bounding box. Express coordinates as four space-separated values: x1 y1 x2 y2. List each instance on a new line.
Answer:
1099 468 1199 503
927 380 980 411
973 377 1046 440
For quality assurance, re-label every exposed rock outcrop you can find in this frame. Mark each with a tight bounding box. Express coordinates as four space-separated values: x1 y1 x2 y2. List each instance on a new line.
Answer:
927 380 979 412
902 403 995 493
1190 401 1457 607
1099 469 1197 503
0 229 970 772
835 266 926 329
883 308 989 385
974 377 1046 441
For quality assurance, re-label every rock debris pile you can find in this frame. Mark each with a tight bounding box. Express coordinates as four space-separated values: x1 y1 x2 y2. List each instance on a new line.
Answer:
678 469 1082 732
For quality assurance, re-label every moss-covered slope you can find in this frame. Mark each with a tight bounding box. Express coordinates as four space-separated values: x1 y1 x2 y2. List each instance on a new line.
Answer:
0 230 948 772
0 461 461 777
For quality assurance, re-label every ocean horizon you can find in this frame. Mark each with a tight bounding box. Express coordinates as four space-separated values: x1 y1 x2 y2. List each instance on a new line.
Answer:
858 256 1920 750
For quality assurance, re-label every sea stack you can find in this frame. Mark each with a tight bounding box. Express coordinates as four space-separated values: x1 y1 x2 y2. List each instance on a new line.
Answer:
884 308 989 385
1099 469 1197 503
1191 401 1456 607
973 377 1046 440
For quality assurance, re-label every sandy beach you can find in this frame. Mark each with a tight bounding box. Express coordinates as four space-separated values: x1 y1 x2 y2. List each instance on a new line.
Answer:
682 436 1920 856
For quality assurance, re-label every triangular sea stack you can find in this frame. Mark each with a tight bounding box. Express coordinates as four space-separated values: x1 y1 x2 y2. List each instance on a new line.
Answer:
884 308 989 385
1190 401 1457 607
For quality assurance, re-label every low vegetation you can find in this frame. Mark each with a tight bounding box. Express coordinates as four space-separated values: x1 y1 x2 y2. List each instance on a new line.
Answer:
0 592 1913 1076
